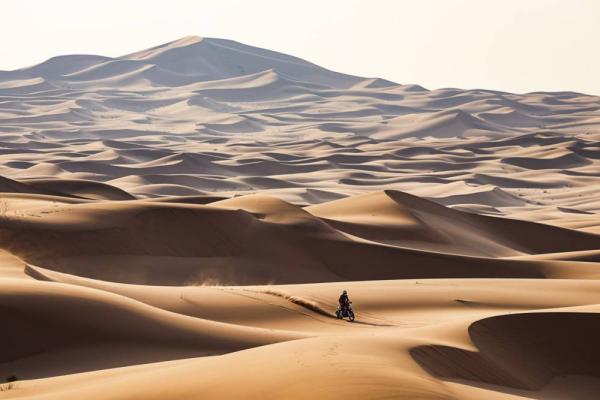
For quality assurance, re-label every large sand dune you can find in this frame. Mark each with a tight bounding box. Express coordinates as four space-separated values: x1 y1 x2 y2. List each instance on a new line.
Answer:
1 36 600 399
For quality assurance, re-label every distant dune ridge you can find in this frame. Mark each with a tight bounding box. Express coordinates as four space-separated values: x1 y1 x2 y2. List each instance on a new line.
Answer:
1 37 600 399
0 36 599 219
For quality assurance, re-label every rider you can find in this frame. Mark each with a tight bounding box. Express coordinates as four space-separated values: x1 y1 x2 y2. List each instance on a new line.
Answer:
339 290 350 310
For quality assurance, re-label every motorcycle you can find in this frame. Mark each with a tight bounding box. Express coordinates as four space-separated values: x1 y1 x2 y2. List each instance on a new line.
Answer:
336 302 355 322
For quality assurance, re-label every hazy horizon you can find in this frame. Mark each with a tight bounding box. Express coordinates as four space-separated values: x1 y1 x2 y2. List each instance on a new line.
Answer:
3 0 599 95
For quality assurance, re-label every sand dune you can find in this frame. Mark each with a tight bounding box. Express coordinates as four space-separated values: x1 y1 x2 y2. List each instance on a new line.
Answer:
0 189 598 288
6 275 600 399
0 279 301 379
308 190 600 256
0 36 599 399
411 308 600 391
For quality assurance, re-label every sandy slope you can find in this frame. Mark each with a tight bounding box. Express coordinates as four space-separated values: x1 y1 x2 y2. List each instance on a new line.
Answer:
5 274 600 399
1 189 600 399
1 36 600 399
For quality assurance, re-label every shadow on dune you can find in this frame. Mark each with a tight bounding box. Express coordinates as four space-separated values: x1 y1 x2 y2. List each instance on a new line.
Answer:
410 311 600 392
1 190 600 285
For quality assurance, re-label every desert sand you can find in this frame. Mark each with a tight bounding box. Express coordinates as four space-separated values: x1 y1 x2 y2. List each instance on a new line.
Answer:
1 36 600 399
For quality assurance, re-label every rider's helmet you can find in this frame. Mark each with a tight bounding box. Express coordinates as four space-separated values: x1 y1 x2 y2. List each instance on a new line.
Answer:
343 290 347 295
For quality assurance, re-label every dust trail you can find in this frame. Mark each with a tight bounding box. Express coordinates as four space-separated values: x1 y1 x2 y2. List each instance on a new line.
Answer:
256 289 336 318
248 289 396 327
24 264 53 281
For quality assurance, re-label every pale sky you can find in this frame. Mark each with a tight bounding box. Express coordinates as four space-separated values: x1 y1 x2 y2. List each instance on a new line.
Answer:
2 0 599 95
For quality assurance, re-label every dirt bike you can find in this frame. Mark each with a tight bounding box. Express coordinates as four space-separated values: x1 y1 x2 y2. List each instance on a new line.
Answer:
336 302 355 322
